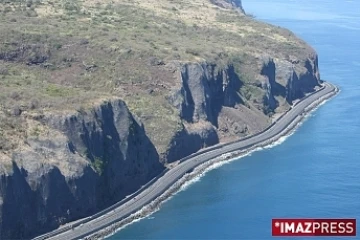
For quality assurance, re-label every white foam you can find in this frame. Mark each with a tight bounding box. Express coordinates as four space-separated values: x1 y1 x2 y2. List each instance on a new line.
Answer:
307 90 338 113
179 174 202 191
100 151 259 237
263 134 291 149
179 150 259 193
102 214 147 239
99 91 338 239
177 91 338 197
102 137 292 238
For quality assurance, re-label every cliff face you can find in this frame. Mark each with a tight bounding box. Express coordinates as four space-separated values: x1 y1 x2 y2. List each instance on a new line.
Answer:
164 62 241 162
168 62 242 125
273 54 321 103
0 56 321 240
0 51 320 238
0 100 163 239
163 55 320 162
0 0 323 238
210 0 245 12
0 59 319 238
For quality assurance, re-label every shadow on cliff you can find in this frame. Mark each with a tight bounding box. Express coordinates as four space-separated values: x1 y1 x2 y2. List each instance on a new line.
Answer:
75 101 163 209
0 162 99 239
210 65 244 127
165 64 244 163
261 59 286 98
0 100 165 239
179 63 244 127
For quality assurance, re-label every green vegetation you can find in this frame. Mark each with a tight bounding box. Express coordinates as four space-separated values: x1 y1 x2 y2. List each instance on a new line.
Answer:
0 0 312 155
93 157 105 175
0 111 24 151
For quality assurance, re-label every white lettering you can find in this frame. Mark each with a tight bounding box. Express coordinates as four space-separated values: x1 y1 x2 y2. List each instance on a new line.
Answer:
313 222 321 233
285 223 295 233
304 222 313 233
346 222 354 234
322 222 330 233
296 223 305 233
330 222 337 233
338 222 345 233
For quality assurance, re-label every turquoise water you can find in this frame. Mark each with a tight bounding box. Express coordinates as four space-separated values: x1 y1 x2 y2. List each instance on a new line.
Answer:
110 1 360 239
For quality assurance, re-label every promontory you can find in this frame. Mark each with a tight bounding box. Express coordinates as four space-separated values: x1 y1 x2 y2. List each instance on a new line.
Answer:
0 0 323 238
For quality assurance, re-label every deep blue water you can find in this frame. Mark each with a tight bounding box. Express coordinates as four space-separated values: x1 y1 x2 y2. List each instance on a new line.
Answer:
110 1 360 239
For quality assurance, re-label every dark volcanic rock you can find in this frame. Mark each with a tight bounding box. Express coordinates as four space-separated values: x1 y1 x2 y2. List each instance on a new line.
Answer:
0 0 323 238
163 121 219 162
168 62 243 126
210 0 245 13
0 100 164 239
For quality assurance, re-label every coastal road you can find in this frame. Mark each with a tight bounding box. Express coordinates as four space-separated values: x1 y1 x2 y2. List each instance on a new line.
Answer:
37 82 337 240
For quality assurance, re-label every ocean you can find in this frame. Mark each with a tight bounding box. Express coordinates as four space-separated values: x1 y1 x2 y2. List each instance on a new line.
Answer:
109 0 360 239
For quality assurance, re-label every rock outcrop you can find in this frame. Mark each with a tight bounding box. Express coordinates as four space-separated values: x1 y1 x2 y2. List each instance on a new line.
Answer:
210 0 245 13
0 100 163 239
0 0 323 238
163 55 320 161
273 53 321 104
0 54 321 239
168 62 243 126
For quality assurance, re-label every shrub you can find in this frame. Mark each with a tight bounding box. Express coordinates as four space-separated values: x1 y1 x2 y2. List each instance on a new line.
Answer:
10 92 20 100
25 10 38 17
93 157 105 175
185 48 200 56
29 99 39 110
0 66 8 75
26 0 33 8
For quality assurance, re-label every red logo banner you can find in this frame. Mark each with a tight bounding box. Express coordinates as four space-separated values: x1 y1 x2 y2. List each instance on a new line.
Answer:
272 218 356 237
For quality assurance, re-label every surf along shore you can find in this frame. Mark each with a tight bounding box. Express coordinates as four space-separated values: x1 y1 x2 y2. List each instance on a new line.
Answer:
35 82 339 240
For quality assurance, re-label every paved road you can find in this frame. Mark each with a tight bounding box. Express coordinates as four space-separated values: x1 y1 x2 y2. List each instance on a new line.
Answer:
35 82 337 240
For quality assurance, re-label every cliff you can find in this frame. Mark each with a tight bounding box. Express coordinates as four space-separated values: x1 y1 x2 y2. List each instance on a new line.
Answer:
162 53 320 162
210 0 245 13
0 100 163 238
0 0 321 238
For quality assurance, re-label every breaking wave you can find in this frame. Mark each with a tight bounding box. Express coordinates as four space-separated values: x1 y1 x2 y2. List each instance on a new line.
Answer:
92 89 339 240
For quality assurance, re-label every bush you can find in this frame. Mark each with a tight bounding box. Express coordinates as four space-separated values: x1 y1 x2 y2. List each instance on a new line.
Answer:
25 10 38 17
11 106 22 116
93 157 105 175
4 6 12 13
185 48 200 56
26 0 33 8
0 66 8 75
10 92 20 100
29 99 39 110
54 43 62 49
64 1 80 13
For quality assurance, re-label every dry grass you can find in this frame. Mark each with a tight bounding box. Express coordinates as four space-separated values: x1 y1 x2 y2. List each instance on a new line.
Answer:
0 0 313 155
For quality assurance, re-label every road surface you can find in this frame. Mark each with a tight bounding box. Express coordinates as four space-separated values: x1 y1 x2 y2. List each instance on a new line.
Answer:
34 82 337 240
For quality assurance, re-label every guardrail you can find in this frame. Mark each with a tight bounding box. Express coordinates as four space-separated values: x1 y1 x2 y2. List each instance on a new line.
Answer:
75 83 335 240
179 83 328 163
33 83 332 240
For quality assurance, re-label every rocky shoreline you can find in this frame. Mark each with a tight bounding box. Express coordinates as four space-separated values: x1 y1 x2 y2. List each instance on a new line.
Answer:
0 1 331 238
80 84 339 240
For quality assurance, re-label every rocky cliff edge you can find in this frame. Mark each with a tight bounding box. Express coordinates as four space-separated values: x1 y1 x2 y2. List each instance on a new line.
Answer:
0 0 321 238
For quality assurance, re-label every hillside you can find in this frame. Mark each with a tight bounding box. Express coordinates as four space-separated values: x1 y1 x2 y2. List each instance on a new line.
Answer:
0 0 321 238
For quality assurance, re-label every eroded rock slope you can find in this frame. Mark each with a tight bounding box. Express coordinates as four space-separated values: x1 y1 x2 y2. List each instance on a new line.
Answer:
0 0 321 238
